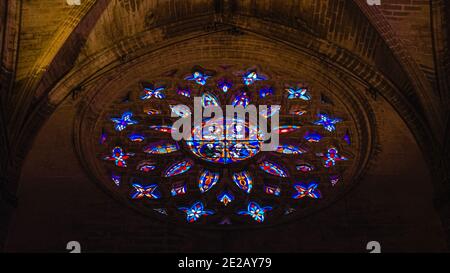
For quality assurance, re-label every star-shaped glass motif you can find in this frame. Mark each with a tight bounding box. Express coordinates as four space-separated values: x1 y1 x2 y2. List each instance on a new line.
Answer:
313 113 342 132
317 147 348 168
186 71 210 85
103 146 135 168
178 201 214 223
131 183 161 199
141 86 165 100
292 182 321 199
243 71 266 86
286 88 311 101
111 111 138 131
238 202 272 223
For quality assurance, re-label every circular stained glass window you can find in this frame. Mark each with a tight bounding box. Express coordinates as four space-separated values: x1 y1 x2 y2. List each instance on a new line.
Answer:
78 64 372 227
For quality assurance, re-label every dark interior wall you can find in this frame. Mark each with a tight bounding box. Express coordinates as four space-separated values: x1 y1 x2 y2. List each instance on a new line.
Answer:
4 93 446 253
0 0 15 251
445 0 450 108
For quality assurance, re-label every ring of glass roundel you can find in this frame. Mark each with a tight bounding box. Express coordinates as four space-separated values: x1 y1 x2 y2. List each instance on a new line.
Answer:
95 65 357 226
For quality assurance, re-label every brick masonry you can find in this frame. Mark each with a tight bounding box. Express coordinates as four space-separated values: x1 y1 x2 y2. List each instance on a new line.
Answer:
378 0 435 83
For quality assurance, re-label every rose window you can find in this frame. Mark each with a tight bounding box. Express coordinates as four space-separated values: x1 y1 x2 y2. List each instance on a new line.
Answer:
82 64 370 227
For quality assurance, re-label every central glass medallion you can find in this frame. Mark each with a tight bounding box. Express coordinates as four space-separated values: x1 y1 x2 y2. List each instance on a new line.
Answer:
185 117 262 164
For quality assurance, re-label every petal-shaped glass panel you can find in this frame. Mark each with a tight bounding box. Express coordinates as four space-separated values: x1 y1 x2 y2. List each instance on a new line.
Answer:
201 93 220 108
198 170 220 193
163 160 193 177
232 171 253 193
137 161 157 173
276 144 307 155
217 191 234 206
259 161 289 177
144 142 179 155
